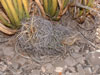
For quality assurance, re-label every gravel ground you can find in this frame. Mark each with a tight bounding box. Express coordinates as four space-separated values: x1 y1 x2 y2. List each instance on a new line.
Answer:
0 1 100 75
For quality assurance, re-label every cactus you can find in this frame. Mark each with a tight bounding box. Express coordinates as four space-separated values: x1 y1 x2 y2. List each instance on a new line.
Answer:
68 0 94 23
0 0 30 29
35 0 94 22
36 0 69 20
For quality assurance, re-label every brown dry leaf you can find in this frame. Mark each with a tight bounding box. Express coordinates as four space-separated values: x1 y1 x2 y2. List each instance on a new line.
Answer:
29 0 34 12
35 0 46 17
0 9 10 23
0 23 17 35
61 34 80 46
57 0 69 20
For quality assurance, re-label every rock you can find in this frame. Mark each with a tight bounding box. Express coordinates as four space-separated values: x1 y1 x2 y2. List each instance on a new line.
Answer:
92 65 100 74
16 56 27 65
76 56 85 64
86 51 100 65
77 64 85 75
64 56 77 67
41 66 46 73
84 67 92 75
68 67 76 72
71 53 82 58
71 46 80 53
65 71 72 75
44 63 54 73
70 73 80 75
12 62 20 70
65 71 79 75
0 62 7 72
97 68 100 74
2 46 15 58
54 60 65 68
0 47 4 58
30 70 40 75
0 71 4 75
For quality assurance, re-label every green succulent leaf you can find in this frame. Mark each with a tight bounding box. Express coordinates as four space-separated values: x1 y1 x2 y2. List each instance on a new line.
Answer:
49 0 58 17
0 0 30 29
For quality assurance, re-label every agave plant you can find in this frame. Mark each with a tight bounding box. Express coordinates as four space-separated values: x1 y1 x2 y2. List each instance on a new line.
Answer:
35 0 69 20
35 0 94 22
0 0 30 35
68 0 94 23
